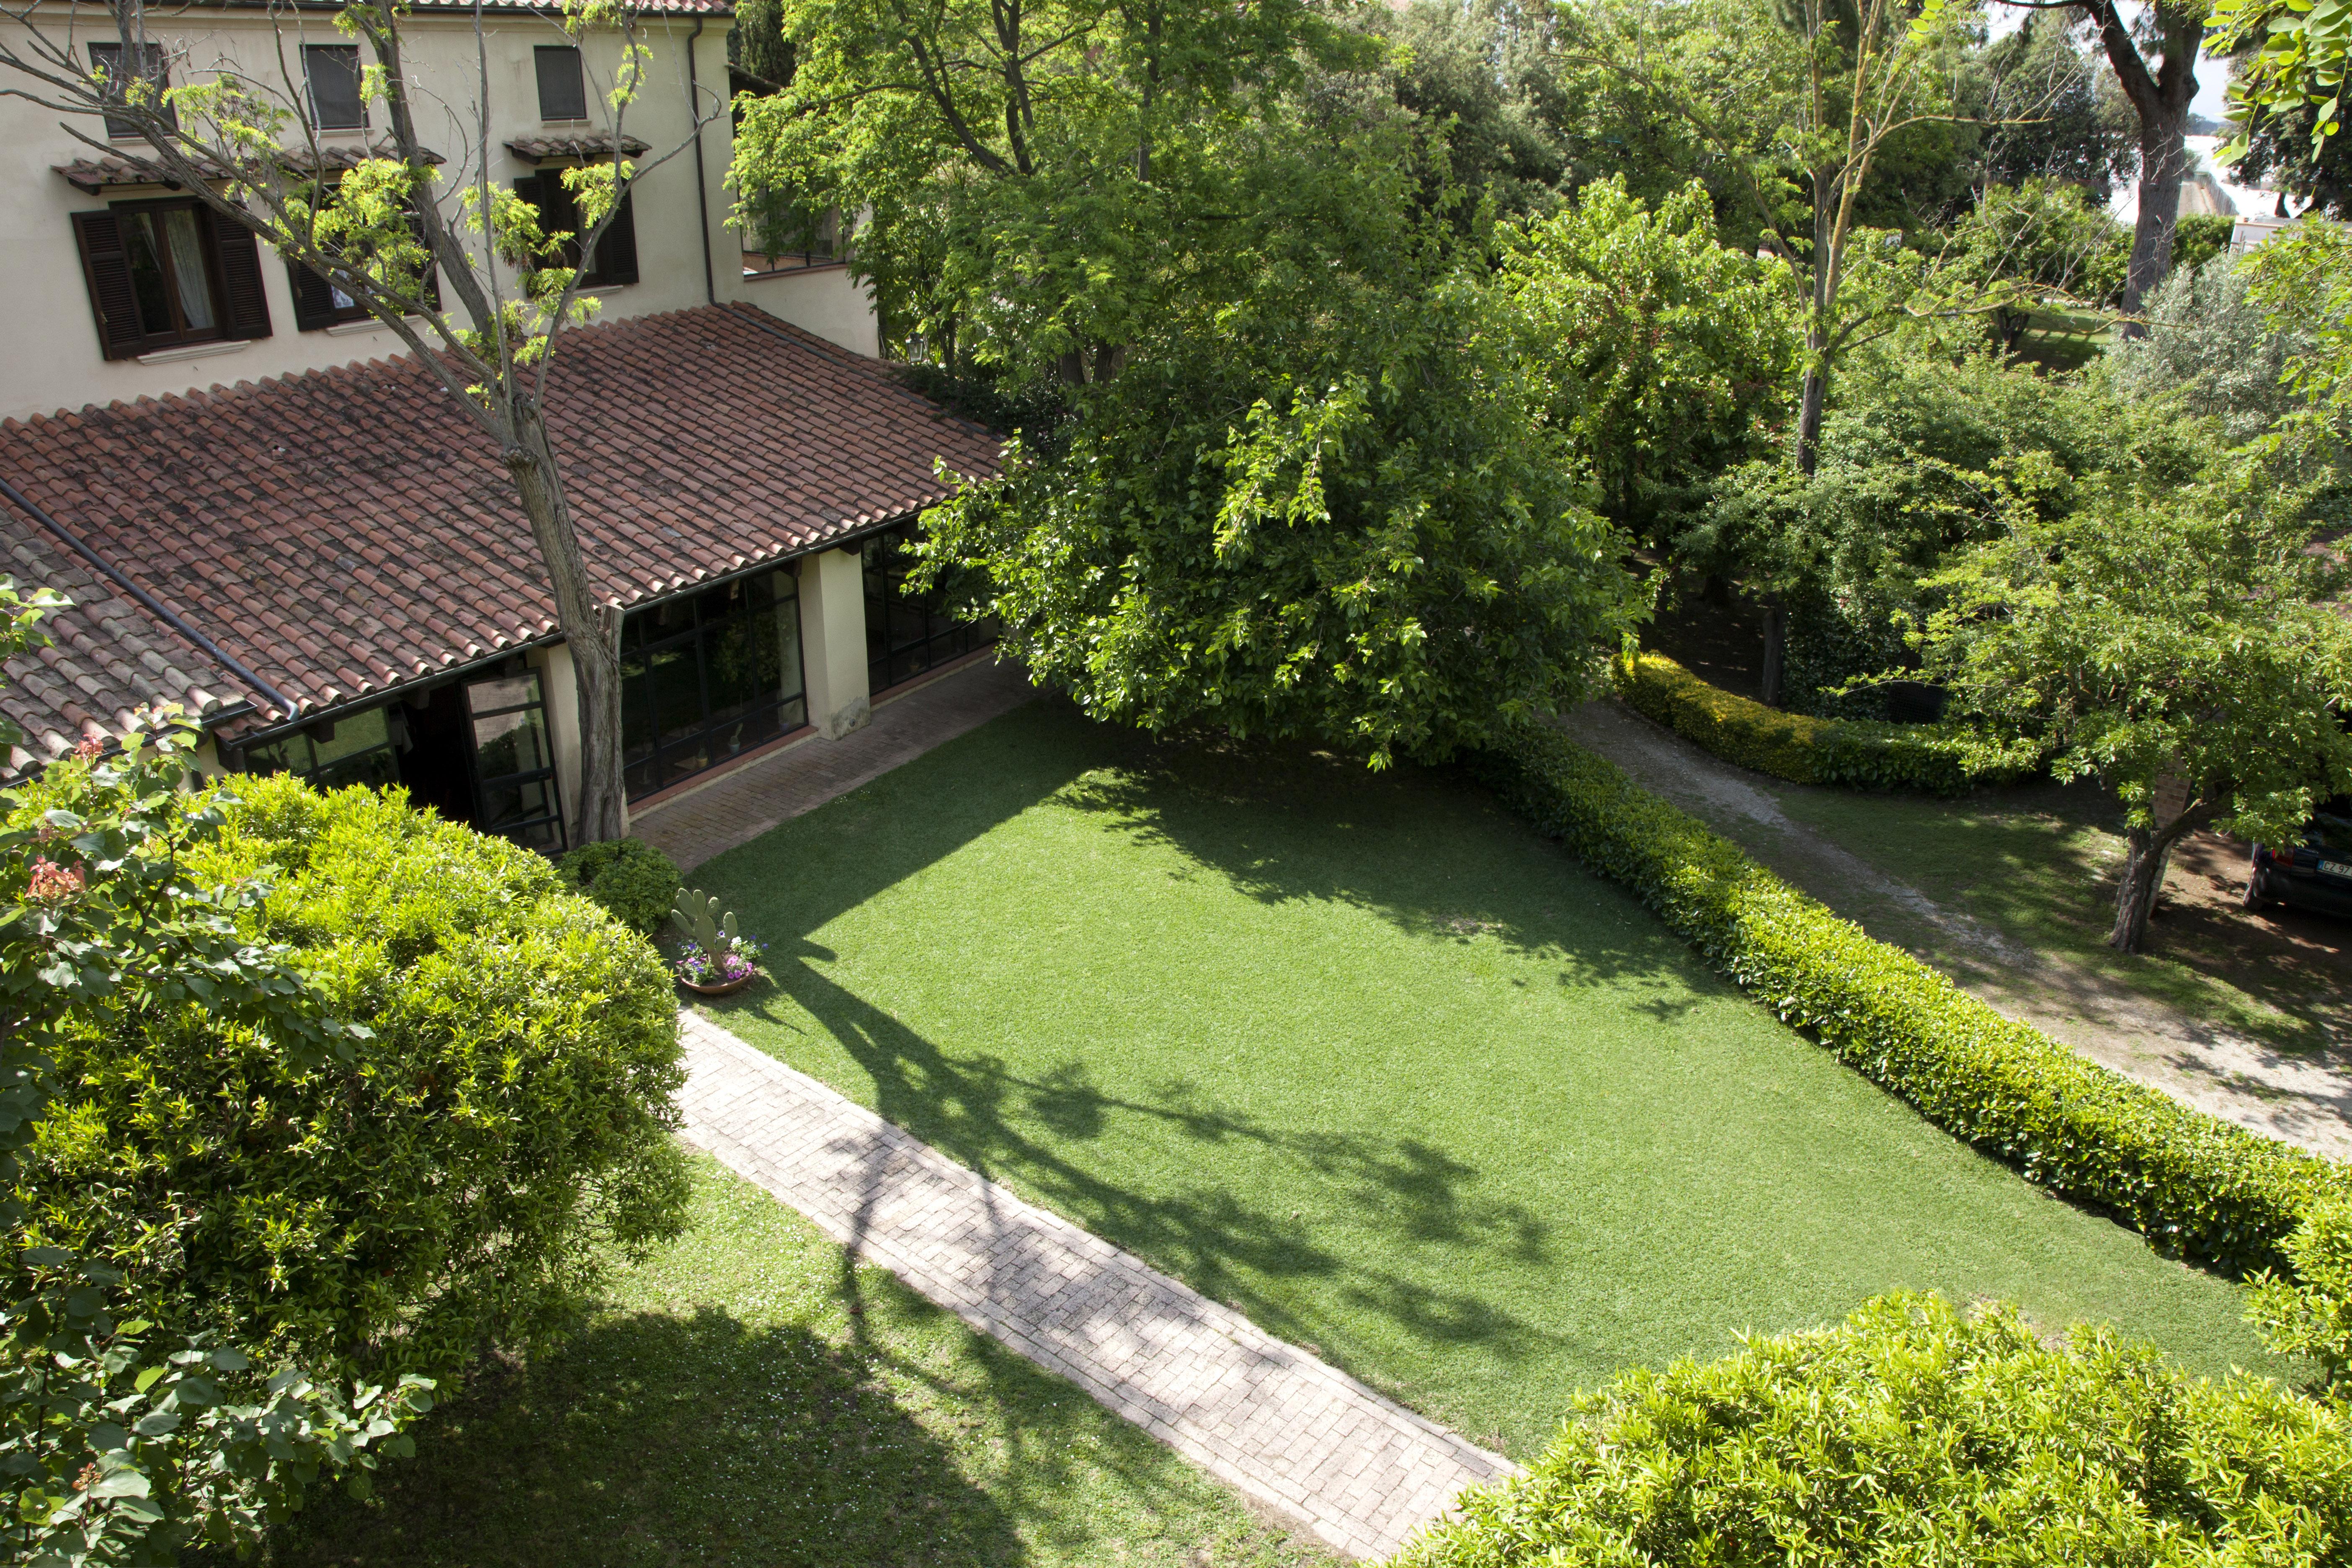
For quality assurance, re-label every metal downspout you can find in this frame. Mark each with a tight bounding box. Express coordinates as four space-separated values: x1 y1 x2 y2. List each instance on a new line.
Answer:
688 15 717 307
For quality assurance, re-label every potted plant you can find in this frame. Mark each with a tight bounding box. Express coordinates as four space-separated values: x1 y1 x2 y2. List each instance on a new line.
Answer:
669 887 767 996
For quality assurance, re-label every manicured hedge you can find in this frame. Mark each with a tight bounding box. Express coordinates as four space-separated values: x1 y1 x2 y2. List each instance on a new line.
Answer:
1475 725 2352 1275
1614 650 2036 794
1397 1292 2352 1568
15 777 691 1380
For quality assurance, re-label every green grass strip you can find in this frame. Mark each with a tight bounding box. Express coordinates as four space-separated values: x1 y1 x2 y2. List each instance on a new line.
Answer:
1474 724 2349 1276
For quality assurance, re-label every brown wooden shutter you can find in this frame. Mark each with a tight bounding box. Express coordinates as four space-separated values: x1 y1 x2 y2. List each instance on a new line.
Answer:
511 172 547 270
70 209 146 361
287 260 341 331
592 190 638 286
205 209 272 340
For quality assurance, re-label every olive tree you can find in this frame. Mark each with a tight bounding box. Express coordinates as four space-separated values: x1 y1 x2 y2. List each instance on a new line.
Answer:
0 0 728 843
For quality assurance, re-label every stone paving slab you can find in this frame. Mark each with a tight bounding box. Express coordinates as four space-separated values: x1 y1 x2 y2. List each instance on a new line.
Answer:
676 1011 1518 1560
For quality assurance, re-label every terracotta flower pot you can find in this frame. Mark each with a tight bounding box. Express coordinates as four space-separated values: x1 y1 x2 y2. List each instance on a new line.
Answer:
677 969 759 998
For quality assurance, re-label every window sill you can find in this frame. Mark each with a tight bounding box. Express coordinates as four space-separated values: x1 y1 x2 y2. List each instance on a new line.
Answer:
323 313 428 338
743 260 850 281
136 339 250 367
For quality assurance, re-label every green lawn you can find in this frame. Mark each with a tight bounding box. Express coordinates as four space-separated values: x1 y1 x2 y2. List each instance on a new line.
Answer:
696 703 2288 1460
227 1155 1329 1568
1766 779 2345 1055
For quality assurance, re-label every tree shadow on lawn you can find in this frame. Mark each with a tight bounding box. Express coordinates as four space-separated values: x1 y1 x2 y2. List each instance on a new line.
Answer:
745 950 1567 1380
707 703 1715 1029
221 1307 1031 1568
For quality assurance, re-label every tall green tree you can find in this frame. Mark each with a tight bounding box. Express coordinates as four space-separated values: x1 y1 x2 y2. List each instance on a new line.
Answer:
1910 426 2352 953
730 0 1375 378
1498 178 1798 543
917 207 1649 763
1991 0 2203 324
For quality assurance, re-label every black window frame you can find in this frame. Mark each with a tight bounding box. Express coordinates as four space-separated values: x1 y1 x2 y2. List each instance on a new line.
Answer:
240 704 404 793
463 669 567 853
303 43 366 130
743 200 842 275
863 523 995 695
620 571 808 800
88 40 173 139
534 45 588 121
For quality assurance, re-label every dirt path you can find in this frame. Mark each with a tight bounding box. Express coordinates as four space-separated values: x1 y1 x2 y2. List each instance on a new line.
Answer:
1560 699 2352 1162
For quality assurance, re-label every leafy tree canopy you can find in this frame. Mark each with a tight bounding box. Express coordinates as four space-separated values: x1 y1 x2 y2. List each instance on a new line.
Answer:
916 183 1650 763
730 0 1381 376
1911 422 2352 950
1498 177 1798 542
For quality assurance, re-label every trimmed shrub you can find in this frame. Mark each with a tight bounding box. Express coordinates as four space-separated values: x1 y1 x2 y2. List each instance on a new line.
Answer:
1614 649 2037 794
1398 1292 2352 1568
1474 725 2352 1274
556 835 682 936
13 776 692 1381
2251 1195 2352 1390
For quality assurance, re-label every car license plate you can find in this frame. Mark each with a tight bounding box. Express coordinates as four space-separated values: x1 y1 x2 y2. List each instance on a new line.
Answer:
2324 861 2352 879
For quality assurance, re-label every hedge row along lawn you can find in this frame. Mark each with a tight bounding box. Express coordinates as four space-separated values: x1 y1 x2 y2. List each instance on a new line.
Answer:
1614 650 2036 794
693 704 2285 1461
214 1156 1330 1568
1475 724 2351 1277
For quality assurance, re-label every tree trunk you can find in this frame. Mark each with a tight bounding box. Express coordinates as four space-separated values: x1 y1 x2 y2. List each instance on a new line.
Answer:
1795 362 1828 480
2122 106 2190 322
508 400 629 844
2109 824 2174 952
1759 591 1788 709
2082 0 2202 330
2108 789 2201 954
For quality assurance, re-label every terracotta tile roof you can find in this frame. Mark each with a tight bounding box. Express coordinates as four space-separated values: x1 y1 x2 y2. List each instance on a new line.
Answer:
506 133 651 161
0 304 999 748
1 508 248 776
55 144 445 194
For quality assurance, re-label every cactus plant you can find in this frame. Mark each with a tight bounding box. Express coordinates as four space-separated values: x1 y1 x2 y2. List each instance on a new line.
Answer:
668 887 766 989
670 887 742 953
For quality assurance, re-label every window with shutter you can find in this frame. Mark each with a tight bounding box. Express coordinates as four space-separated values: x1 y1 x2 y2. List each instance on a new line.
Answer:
206 209 272 341
70 210 146 360
88 41 174 139
286 179 443 330
512 168 637 289
534 46 588 121
69 199 272 359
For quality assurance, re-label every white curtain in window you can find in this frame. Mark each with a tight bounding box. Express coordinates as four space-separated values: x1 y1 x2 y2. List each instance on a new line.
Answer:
162 209 215 329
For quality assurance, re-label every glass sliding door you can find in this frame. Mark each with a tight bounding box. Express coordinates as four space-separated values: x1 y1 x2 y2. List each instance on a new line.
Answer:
620 570 807 798
464 670 565 851
862 523 995 694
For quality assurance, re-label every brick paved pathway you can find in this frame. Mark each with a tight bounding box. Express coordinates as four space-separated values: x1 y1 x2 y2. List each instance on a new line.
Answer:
677 1011 1519 1560
631 655 1040 871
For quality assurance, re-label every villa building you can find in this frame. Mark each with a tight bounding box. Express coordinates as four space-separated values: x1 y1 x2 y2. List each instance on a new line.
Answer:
0 0 1001 848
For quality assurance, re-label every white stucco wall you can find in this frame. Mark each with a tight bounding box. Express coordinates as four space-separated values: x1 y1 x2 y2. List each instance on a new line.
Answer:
0 4 877 423
796 545 871 739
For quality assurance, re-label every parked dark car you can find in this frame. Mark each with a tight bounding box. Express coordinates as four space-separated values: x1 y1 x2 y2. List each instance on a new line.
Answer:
2246 797 2352 917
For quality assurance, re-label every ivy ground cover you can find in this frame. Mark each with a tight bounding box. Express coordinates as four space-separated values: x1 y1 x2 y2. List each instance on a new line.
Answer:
699 703 2284 1459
